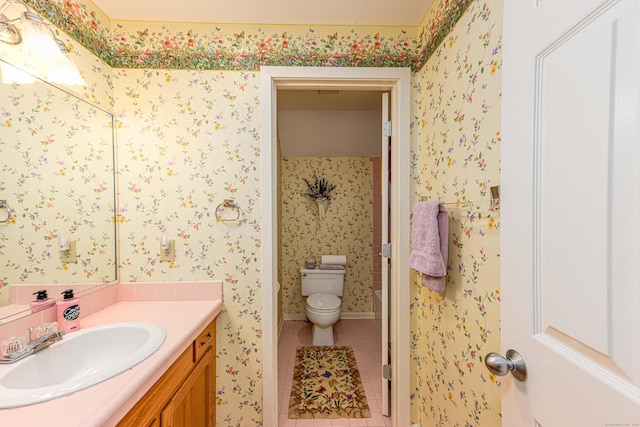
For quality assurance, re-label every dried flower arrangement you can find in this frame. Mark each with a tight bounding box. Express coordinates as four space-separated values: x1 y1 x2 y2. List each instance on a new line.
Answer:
303 175 336 200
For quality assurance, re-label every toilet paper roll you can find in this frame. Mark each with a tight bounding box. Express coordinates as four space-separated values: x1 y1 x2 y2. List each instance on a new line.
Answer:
321 255 347 265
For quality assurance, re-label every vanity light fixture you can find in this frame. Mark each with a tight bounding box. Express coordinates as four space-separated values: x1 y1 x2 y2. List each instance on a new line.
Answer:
0 0 85 86
0 0 20 45
0 11 19 44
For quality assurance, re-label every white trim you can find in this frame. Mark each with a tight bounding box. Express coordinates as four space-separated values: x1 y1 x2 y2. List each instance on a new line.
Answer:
282 314 308 321
282 312 377 321
277 316 284 340
261 66 411 427
260 68 279 427
340 312 376 320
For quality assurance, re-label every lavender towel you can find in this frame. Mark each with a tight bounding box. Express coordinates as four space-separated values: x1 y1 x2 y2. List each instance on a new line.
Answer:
409 201 449 292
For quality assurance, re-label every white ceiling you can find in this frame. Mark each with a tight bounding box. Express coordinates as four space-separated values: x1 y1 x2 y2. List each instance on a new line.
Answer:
92 0 433 27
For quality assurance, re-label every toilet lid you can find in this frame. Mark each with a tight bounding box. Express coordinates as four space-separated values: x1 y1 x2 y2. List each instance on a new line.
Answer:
306 293 341 311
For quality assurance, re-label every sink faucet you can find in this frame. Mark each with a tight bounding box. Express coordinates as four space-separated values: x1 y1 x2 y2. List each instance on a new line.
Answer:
0 329 65 364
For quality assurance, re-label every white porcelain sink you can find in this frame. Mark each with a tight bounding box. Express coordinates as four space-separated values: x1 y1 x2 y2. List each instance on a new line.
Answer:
0 322 165 408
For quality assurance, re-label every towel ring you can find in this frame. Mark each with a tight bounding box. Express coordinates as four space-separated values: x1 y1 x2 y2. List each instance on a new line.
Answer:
215 199 240 222
0 200 10 224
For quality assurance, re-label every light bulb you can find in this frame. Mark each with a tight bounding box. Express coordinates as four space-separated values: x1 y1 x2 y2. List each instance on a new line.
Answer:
19 12 86 86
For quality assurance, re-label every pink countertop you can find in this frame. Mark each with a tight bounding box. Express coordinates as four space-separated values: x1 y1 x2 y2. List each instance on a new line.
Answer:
0 300 223 427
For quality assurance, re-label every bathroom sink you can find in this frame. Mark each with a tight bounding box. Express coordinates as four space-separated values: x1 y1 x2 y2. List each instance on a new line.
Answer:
0 322 166 408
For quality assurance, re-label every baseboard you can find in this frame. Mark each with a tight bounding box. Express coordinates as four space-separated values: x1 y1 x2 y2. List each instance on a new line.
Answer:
283 313 306 321
340 312 375 320
282 312 376 321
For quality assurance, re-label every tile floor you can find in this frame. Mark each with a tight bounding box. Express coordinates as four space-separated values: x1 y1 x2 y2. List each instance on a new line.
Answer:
278 319 392 427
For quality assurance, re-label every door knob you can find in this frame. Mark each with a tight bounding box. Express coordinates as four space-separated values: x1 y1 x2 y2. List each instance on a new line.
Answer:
485 349 527 382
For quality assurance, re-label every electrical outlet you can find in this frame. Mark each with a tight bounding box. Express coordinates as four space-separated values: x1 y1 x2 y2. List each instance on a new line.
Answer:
160 239 175 262
60 240 77 263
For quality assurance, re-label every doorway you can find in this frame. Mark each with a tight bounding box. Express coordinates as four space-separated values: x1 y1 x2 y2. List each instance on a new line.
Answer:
260 66 411 427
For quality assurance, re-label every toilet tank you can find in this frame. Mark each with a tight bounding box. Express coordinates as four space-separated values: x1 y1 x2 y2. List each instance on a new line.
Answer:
300 268 345 296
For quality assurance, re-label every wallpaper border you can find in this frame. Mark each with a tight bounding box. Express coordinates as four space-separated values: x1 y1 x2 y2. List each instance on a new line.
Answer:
24 0 473 72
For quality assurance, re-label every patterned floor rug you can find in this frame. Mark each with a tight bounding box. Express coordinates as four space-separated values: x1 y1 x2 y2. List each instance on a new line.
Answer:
288 345 371 419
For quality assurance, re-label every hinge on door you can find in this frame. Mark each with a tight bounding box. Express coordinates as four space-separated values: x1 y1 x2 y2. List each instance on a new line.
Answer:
382 364 392 381
383 121 392 137
381 243 391 258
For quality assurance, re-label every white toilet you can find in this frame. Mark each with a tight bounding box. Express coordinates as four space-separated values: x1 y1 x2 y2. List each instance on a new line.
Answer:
300 267 345 346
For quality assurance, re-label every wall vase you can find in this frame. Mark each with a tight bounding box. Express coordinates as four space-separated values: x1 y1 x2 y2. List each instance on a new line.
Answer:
315 198 329 218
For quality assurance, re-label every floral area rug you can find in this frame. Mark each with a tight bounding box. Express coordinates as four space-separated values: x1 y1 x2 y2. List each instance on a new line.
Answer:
288 346 371 419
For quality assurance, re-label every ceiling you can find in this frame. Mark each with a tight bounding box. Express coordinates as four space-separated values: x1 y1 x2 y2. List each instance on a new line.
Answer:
92 0 433 27
277 90 382 111
277 91 383 157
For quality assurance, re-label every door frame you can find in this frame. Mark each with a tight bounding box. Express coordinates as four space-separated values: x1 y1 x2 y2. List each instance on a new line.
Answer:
381 91 391 416
260 66 411 427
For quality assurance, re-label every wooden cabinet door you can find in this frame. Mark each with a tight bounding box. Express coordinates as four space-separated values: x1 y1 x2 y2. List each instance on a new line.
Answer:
161 348 215 427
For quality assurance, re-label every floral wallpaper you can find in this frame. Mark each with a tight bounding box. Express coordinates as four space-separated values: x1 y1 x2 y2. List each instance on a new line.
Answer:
279 157 373 316
0 63 117 301
410 0 503 426
0 0 508 425
113 68 263 425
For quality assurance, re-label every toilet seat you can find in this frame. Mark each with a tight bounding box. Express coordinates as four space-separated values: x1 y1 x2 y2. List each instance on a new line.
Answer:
306 293 341 311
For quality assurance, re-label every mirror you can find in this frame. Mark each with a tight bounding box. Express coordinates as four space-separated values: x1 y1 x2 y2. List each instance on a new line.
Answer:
0 59 117 320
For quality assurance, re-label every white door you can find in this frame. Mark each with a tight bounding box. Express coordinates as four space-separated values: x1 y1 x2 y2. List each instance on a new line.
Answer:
381 92 391 416
501 0 640 425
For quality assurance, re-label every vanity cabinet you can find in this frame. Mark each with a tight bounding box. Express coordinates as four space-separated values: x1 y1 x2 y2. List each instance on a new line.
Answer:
161 348 214 427
117 320 216 427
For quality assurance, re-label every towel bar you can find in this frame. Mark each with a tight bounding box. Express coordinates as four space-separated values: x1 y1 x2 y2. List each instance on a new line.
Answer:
419 185 500 210
215 199 240 222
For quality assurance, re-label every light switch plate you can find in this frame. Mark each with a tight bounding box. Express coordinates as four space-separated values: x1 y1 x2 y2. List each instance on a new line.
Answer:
60 240 77 263
160 239 175 262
